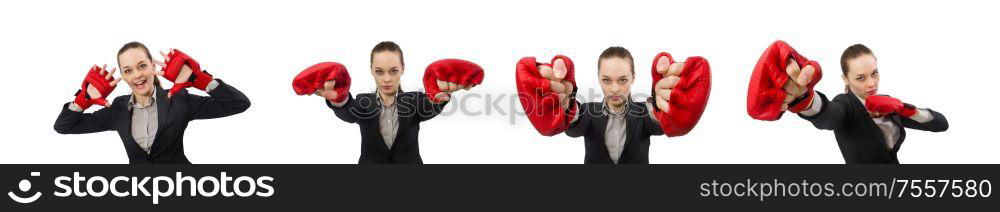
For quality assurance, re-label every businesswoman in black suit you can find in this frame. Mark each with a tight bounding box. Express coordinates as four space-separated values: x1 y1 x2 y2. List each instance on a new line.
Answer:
790 44 948 164
564 47 666 164
54 41 251 164
306 41 480 164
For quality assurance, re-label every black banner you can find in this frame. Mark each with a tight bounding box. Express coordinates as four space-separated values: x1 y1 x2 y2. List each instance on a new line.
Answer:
2 165 995 210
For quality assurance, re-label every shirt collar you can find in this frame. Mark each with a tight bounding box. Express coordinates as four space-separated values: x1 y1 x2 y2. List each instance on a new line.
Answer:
376 89 400 108
128 89 157 110
602 97 630 117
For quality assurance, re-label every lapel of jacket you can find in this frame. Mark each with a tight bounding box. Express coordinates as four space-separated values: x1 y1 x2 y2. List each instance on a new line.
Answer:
119 96 141 152
848 92 891 152
593 104 611 159
623 101 640 153
390 92 408 153
888 115 906 153
149 87 171 156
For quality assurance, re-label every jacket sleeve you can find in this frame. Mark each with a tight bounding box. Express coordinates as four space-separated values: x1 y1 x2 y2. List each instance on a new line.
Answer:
798 91 850 131
565 102 590 138
53 102 114 134
327 93 366 123
185 79 252 120
901 109 949 132
415 92 448 122
643 101 665 136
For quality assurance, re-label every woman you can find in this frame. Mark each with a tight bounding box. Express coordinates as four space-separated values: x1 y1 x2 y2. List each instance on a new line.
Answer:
515 46 711 164
563 47 667 164
294 41 483 164
792 44 949 164
54 41 251 164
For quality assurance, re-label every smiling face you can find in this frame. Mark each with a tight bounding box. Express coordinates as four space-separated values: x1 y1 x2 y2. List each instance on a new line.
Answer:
842 54 879 99
371 51 403 96
598 57 634 108
118 48 157 97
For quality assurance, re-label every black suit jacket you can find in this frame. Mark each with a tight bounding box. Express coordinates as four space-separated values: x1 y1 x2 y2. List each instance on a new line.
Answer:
565 100 664 164
327 91 447 164
798 91 949 164
54 80 251 164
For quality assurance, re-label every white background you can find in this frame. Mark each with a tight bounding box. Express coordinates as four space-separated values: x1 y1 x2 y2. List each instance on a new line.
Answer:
1 0 996 164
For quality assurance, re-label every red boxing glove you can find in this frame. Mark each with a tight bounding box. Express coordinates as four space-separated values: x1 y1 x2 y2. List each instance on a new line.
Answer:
161 49 214 96
747 40 823 121
515 55 578 136
865 95 917 117
73 65 117 110
422 59 485 103
650 53 712 137
292 62 351 103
